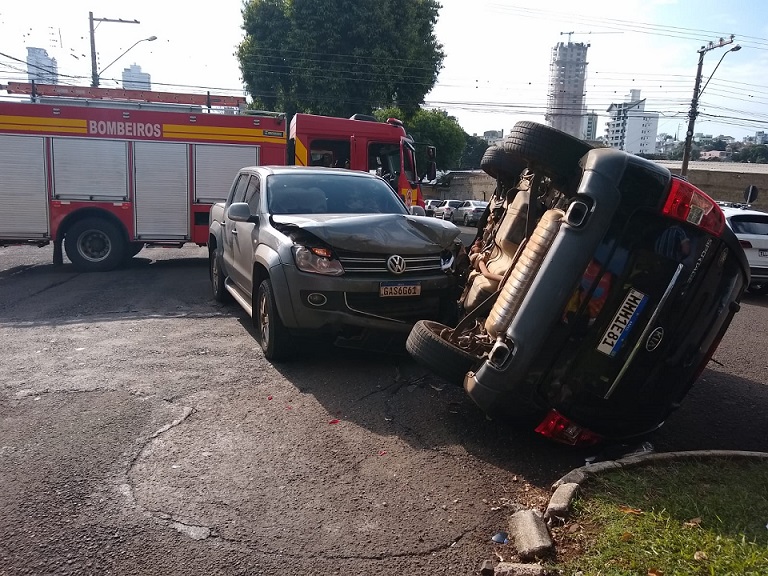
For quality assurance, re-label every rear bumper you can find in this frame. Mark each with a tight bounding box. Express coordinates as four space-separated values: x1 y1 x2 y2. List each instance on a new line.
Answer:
749 266 768 283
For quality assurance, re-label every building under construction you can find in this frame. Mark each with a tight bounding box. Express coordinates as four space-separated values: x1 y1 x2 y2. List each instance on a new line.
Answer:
545 41 589 138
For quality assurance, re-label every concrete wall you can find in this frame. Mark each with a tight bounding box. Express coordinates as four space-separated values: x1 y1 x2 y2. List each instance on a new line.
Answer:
425 164 768 212
422 172 495 202
679 169 768 211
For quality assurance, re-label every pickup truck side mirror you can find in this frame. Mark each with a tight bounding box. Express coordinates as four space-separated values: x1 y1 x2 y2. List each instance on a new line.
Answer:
227 202 259 224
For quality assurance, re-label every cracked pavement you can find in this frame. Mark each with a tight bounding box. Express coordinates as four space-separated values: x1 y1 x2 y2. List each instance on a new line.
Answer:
2 245 767 575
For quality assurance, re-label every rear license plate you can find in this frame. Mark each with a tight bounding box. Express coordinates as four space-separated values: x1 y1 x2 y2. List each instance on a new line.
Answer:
380 282 421 297
759 249 768 257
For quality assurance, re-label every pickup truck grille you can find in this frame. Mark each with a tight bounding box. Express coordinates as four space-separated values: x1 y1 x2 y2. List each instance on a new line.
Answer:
336 250 444 276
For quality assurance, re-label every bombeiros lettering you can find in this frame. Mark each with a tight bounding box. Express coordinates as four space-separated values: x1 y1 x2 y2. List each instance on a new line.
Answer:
88 120 161 138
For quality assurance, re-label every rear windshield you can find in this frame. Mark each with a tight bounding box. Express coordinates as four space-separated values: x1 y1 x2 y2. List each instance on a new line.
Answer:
267 173 408 215
730 215 768 235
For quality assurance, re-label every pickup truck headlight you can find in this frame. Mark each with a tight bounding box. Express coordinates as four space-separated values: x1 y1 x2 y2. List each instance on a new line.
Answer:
293 246 344 276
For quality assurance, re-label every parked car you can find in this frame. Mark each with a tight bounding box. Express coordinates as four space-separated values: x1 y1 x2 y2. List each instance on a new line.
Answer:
456 200 489 226
406 122 749 446
424 199 442 217
208 166 462 360
434 200 463 222
722 205 768 294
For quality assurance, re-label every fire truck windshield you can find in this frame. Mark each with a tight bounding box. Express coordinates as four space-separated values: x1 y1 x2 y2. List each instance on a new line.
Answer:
376 144 416 183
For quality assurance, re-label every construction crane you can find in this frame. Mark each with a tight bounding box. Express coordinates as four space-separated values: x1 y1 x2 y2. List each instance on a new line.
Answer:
560 31 623 42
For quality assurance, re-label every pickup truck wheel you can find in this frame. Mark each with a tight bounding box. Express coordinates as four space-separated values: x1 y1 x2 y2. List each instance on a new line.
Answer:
64 218 125 272
209 248 231 303
406 320 482 386
256 279 292 361
503 121 593 181
480 145 527 180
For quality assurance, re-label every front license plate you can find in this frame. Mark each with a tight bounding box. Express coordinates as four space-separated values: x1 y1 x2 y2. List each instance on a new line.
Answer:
380 282 421 297
759 249 768 258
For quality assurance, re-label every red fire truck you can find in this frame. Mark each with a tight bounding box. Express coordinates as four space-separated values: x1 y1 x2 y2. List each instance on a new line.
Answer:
0 82 432 272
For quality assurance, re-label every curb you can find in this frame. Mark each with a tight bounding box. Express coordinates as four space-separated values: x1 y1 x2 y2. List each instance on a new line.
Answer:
481 450 768 576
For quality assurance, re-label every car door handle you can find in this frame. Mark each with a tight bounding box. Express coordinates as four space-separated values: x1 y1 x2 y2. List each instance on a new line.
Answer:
231 228 238 235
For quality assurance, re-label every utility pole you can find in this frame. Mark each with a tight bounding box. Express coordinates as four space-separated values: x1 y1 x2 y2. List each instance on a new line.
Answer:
89 11 140 87
680 35 738 177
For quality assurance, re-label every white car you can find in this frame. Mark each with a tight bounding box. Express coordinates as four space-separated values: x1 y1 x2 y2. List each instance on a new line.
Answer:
722 206 768 294
434 200 463 222
455 200 489 226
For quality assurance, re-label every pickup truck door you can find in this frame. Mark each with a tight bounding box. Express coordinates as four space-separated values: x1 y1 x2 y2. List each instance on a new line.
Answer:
223 175 251 285
232 175 262 297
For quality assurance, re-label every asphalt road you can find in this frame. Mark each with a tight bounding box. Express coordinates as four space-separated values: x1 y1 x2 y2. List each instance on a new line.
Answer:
1 240 766 575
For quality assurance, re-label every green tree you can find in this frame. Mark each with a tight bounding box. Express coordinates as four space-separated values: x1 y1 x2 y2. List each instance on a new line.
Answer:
238 0 444 118
374 107 466 172
733 145 768 163
459 134 488 169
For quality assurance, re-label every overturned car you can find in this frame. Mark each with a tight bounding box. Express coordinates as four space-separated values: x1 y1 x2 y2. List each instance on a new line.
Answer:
406 122 749 445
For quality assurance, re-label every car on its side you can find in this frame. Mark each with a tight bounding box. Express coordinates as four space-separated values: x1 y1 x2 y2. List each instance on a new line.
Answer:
722 205 768 294
208 166 462 361
406 121 749 446
434 200 463 222
456 200 489 226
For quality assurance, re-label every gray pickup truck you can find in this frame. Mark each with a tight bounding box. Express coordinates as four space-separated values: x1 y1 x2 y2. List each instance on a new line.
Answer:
208 166 461 360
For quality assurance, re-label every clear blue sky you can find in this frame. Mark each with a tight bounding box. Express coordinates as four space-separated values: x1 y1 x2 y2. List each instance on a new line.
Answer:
1 0 766 140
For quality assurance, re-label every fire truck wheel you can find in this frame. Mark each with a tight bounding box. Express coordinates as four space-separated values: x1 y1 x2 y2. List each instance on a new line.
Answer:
255 278 293 361
209 248 231 303
406 320 482 387
480 145 527 180
503 121 593 182
64 218 126 272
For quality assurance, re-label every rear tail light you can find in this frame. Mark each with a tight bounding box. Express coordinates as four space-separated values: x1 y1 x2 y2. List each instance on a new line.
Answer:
662 178 725 236
534 410 603 446
740 240 753 249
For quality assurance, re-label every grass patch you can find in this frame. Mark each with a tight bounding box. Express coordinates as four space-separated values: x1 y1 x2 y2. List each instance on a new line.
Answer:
553 458 768 576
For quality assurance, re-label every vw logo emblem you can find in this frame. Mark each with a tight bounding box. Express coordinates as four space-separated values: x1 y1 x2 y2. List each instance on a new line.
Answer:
387 255 407 275
646 327 664 352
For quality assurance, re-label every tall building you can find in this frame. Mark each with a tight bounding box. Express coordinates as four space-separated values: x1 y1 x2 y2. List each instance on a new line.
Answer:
26 47 58 84
122 64 151 90
545 41 589 138
605 89 659 155
584 111 599 141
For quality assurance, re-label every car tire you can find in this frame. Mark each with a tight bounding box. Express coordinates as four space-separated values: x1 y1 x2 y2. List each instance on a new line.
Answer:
503 121 593 181
209 247 231 303
64 217 126 272
255 278 292 361
480 144 527 180
406 320 482 386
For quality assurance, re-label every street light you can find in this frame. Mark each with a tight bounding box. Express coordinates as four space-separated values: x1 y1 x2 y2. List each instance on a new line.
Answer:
680 36 741 177
89 11 144 87
97 36 157 81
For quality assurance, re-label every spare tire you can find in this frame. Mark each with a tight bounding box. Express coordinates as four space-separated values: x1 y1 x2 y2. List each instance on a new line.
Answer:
480 145 527 180
503 121 593 181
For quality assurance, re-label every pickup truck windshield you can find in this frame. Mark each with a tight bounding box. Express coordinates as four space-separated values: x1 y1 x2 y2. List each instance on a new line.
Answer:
267 174 410 215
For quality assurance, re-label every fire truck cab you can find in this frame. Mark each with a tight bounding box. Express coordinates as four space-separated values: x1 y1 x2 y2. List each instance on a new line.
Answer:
289 113 431 209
